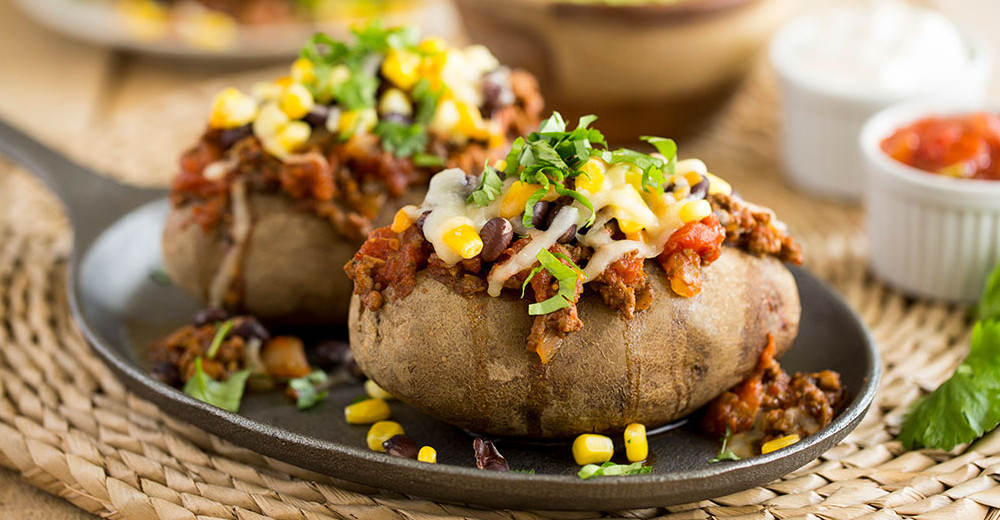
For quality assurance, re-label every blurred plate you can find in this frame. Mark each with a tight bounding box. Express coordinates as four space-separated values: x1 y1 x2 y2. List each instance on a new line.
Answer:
13 0 460 60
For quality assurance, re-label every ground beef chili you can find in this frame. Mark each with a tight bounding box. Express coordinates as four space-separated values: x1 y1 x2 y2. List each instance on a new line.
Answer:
346 201 798 362
709 193 803 265
172 69 543 240
701 335 846 451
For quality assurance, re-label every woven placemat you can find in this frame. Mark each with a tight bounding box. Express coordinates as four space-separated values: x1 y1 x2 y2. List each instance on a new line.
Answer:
4 62 1000 520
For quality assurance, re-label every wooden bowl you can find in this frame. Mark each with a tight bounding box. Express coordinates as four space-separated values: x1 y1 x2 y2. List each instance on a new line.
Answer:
454 0 793 142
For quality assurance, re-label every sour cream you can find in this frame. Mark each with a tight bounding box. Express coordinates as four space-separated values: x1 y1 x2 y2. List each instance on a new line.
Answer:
772 1 972 99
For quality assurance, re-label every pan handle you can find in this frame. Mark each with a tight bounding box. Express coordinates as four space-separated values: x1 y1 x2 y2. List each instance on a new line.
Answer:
0 119 166 253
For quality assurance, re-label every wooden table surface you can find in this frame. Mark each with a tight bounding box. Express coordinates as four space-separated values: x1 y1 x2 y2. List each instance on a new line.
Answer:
0 0 998 518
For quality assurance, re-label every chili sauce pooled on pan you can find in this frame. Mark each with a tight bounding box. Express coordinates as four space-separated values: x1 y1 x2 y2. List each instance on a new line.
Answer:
346 113 802 363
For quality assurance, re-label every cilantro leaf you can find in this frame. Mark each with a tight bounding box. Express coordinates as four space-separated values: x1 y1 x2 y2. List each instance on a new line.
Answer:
978 263 1000 322
710 426 741 463
411 78 443 126
413 152 445 167
521 187 549 229
510 469 536 474
374 121 428 158
899 319 1000 450
183 358 251 413
206 319 234 359
288 369 329 410
468 165 504 207
578 461 651 480
527 248 585 315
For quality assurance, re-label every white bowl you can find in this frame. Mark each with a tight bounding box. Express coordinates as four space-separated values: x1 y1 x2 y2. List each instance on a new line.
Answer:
770 9 991 201
860 103 1000 302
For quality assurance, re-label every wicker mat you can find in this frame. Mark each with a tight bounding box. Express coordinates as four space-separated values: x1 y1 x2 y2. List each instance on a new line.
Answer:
3 63 1000 520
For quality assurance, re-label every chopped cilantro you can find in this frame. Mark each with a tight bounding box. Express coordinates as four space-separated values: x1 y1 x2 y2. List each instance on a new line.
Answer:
468 165 504 206
374 121 428 158
510 469 536 474
578 461 651 480
411 78 444 126
289 369 329 410
899 319 1000 450
183 358 251 413
206 319 234 359
527 248 585 315
413 152 446 167
149 268 172 286
710 426 740 463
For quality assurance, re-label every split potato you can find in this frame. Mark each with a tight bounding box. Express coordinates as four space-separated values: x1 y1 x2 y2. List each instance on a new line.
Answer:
163 189 423 324
349 247 800 438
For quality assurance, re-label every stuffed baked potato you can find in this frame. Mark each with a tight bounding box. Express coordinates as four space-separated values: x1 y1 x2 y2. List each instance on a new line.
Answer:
163 23 542 323
346 113 803 437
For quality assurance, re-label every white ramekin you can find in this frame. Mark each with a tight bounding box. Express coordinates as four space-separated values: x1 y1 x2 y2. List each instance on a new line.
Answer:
769 10 991 201
860 103 1000 303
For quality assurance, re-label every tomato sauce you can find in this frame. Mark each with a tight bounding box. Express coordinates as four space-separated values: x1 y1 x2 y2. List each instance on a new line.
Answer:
881 112 1000 180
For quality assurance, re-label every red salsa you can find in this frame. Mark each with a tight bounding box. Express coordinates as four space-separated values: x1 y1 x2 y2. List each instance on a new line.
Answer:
881 112 1000 180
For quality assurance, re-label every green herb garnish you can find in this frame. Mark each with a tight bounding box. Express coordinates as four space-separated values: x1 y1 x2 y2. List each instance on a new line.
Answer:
710 426 741 463
898 262 1000 451
288 369 329 410
578 461 651 480
183 358 251 413
206 319 235 359
149 268 172 286
374 120 428 158
468 164 504 206
510 469 536 474
526 248 585 315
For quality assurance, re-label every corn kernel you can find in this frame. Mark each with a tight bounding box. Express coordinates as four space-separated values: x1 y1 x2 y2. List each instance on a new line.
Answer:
366 421 405 452
679 199 712 224
417 446 437 463
704 172 732 196
382 49 421 90
684 170 703 187
119 0 169 40
338 108 378 137
253 103 289 138
209 87 257 129
290 57 316 84
494 160 508 171
251 81 283 102
442 223 483 259
624 423 648 462
577 157 607 193
418 36 448 55
572 434 614 466
378 88 413 117
364 379 394 400
617 218 644 234
276 121 311 153
275 76 294 88
390 208 412 233
328 64 352 90
500 181 543 218
429 99 461 137
761 434 800 454
279 84 315 120
454 101 488 139
344 398 391 425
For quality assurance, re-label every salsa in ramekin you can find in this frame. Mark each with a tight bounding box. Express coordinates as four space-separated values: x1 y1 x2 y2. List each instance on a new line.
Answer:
880 112 1000 180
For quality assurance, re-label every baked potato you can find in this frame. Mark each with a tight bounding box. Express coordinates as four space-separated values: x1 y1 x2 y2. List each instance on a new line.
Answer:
162 23 543 324
350 249 799 437
345 113 804 438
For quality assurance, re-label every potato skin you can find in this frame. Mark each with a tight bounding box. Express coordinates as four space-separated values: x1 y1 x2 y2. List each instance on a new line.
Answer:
349 247 800 438
162 190 423 324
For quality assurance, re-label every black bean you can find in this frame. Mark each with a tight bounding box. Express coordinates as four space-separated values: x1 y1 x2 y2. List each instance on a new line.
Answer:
193 307 230 327
531 201 550 230
231 317 270 343
311 339 351 370
479 218 513 262
474 438 509 471
607 220 626 240
152 362 181 387
383 435 419 459
304 105 331 128
218 125 252 149
416 210 432 238
557 224 577 244
690 176 709 200
480 67 515 118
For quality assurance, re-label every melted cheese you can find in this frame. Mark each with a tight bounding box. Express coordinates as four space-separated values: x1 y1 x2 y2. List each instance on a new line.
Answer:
414 158 727 291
